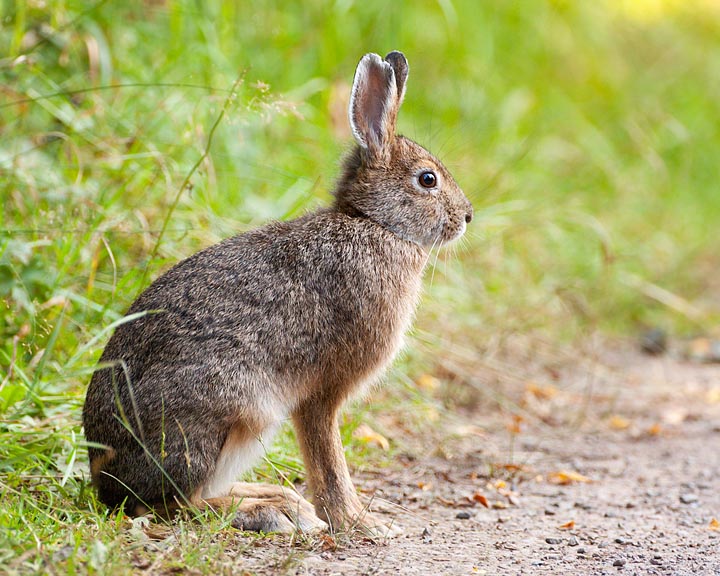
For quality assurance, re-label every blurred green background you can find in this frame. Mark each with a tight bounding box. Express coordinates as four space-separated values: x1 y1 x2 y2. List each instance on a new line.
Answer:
1 0 719 571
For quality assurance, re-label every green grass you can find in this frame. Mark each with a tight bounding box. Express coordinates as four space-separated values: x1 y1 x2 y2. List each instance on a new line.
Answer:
1 0 719 573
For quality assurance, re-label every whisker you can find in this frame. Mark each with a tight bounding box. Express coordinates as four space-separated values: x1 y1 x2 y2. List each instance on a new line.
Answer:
428 236 440 287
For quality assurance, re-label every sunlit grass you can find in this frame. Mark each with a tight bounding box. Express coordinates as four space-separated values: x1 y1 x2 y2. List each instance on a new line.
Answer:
1 0 719 572
611 0 720 22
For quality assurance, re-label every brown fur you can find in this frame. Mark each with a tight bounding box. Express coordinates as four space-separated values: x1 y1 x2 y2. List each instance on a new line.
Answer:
83 51 472 536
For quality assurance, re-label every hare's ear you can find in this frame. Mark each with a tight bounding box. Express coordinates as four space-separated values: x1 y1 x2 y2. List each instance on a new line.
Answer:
349 52 400 163
385 51 409 105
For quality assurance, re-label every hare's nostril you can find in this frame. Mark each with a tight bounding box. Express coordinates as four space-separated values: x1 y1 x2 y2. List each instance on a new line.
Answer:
465 211 473 224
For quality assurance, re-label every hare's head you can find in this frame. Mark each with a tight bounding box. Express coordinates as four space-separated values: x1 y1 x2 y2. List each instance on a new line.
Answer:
334 51 472 249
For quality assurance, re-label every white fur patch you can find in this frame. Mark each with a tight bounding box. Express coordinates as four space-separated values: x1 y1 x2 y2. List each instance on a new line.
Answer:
202 422 279 499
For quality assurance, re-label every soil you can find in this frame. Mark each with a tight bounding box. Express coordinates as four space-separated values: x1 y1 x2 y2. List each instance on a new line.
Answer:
170 343 720 575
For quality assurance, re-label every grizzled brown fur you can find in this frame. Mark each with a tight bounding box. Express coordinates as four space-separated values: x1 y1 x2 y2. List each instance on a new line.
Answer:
83 51 472 536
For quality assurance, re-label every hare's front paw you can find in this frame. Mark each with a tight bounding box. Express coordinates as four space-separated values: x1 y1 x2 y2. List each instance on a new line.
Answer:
354 513 403 539
322 506 402 539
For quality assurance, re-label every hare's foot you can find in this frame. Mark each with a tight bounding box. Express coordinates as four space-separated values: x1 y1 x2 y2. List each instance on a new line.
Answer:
321 502 402 539
204 482 327 534
357 513 403 539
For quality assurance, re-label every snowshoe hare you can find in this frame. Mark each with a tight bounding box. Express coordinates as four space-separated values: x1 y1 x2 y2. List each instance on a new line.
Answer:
84 51 472 536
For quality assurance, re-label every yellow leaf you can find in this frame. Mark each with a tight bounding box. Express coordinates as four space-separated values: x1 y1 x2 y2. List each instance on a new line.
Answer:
558 520 575 530
548 470 592 485
525 382 559 400
706 387 720 404
416 374 440 392
352 423 389 451
494 480 507 490
609 415 631 430
417 481 433 491
647 423 662 436
709 518 720 531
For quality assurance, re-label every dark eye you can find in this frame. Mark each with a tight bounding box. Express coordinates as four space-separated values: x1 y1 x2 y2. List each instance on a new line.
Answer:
418 170 437 188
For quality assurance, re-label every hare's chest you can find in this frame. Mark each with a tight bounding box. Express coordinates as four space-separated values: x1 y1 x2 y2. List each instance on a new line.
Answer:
337 271 423 394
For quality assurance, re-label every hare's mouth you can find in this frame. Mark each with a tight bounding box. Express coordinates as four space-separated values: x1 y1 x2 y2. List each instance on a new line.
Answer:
439 218 467 245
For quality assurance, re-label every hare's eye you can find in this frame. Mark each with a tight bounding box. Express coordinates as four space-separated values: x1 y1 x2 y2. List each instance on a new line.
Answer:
418 170 437 188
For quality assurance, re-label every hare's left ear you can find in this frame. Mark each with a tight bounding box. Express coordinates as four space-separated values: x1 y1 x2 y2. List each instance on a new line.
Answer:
385 51 409 105
349 51 408 164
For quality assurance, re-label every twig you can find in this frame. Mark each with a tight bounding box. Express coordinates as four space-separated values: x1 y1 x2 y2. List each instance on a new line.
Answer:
137 73 246 294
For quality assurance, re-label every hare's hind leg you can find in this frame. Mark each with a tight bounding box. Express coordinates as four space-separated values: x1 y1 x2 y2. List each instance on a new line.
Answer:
199 424 326 533
201 483 327 533
199 483 327 533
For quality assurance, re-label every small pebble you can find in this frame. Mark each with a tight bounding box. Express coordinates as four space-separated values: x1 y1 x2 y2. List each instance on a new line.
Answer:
679 493 698 504
650 558 662 565
544 509 556 516
613 558 626 567
568 536 580 547
640 328 667 355
577 547 586 554
456 511 471 520
615 537 627 544
545 537 563 545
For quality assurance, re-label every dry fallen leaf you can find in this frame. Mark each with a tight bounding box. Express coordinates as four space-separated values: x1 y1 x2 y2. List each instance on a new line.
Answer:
494 479 507 490
525 382 559 400
709 518 720 531
506 415 524 435
352 423 389 450
647 423 663 436
495 463 528 473
472 492 489 508
609 415 631 430
416 373 441 392
417 481 433 491
319 533 338 551
558 520 575 530
547 470 592 485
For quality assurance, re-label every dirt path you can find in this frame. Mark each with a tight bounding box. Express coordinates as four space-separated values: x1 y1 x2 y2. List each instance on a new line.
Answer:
224 346 720 575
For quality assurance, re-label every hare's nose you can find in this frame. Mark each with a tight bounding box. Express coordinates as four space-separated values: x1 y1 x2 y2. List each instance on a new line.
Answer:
465 208 473 224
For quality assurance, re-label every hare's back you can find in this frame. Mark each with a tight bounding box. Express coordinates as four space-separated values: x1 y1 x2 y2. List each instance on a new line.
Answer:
91 212 424 403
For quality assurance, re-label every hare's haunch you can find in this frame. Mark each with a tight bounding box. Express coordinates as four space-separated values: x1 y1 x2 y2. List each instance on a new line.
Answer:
83 51 473 537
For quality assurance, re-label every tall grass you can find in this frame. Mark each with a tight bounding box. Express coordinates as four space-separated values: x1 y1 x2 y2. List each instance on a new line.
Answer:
1 0 719 572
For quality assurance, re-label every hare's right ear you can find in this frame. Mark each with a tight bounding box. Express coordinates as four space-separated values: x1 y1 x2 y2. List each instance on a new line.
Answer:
349 52 403 164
